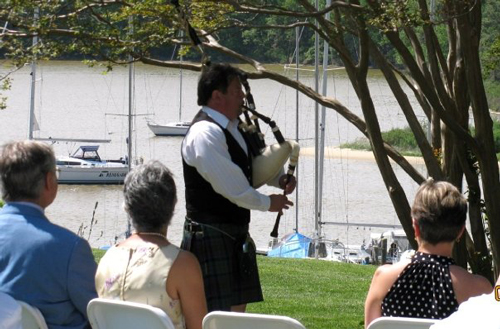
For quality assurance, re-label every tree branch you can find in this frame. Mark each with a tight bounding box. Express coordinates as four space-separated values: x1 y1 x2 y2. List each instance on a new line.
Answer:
209 0 363 18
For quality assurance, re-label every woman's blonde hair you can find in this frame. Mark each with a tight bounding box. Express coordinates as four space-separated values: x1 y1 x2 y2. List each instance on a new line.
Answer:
411 178 467 244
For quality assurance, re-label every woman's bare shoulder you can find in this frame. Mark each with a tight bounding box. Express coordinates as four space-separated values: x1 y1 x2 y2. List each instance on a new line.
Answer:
167 249 203 299
370 261 409 290
173 249 201 271
375 261 409 277
450 265 493 302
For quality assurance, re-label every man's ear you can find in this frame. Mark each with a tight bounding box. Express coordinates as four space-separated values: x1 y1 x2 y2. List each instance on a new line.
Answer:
457 225 466 240
45 171 58 192
44 171 52 189
211 89 222 101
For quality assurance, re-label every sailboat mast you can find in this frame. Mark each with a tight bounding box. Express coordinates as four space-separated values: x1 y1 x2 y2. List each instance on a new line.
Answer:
179 30 184 122
127 16 134 172
314 0 320 239
295 25 300 232
28 8 39 140
317 0 331 242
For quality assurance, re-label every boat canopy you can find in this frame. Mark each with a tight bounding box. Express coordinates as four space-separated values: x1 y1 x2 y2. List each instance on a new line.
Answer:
71 145 102 161
80 145 100 152
268 232 312 258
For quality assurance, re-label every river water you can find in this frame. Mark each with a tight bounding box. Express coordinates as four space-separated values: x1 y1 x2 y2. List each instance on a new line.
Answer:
0 60 427 250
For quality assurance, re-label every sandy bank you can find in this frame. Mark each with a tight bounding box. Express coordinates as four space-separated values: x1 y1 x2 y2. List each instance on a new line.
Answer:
300 146 425 164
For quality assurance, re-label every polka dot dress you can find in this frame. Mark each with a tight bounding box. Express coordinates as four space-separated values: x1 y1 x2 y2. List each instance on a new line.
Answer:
381 251 459 319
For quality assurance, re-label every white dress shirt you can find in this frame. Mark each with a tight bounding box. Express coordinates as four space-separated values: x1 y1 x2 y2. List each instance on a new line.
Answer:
429 292 500 329
182 106 271 211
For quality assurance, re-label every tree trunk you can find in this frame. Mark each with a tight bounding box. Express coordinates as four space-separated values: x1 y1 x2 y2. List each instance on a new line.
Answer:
455 0 500 274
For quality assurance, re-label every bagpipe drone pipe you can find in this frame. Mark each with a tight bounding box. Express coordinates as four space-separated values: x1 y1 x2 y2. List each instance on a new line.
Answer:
171 0 300 237
237 73 300 238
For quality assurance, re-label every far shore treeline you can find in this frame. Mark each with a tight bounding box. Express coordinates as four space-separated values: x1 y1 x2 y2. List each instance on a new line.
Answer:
1 2 499 111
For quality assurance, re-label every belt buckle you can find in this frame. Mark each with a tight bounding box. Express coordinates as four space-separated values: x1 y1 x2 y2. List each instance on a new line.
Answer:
187 220 204 237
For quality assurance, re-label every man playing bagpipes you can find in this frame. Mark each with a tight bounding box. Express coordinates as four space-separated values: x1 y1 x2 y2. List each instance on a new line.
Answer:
181 63 296 312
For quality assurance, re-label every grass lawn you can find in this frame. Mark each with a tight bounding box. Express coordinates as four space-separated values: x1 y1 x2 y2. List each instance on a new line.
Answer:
92 249 375 329
248 256 375 329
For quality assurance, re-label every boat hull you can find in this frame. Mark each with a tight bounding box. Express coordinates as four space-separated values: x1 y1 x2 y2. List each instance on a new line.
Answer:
57 166 128 184
147 122 190 136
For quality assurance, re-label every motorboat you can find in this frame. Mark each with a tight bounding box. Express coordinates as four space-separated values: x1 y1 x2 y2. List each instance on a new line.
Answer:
56 145 128 184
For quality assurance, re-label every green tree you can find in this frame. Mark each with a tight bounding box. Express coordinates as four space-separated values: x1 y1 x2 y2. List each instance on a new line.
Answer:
1 0 499 279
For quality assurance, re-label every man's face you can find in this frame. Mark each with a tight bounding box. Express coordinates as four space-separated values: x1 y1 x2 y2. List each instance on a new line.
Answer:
221 77 245 119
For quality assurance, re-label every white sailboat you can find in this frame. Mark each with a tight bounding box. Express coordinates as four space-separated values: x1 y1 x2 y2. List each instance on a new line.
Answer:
147 39 190 137
147 120 190 136
146 67 191 136
28 29 130 184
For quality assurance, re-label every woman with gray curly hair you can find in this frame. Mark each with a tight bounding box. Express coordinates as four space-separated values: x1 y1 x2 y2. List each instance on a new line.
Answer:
364 178 492 328
95 161 206 329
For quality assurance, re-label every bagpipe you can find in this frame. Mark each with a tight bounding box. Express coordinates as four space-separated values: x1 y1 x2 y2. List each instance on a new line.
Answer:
237 74 300 238
171 0 300 238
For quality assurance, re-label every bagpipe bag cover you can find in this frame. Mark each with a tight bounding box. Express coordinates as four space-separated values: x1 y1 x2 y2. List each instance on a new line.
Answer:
252 140 299 188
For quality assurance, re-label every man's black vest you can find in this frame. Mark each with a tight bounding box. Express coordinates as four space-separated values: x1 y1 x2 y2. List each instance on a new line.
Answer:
182 110 253 225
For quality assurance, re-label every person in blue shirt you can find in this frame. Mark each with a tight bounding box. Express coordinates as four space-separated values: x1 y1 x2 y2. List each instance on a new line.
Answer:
0 140 97 329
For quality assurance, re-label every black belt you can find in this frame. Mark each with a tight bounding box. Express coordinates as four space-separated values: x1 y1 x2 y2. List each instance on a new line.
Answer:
182 218 254 262
185 219 204 234
184 218 236 241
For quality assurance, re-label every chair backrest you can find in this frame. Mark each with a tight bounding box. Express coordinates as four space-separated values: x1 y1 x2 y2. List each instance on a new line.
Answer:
202 311 306 329
87 298 175 329
367 316 438 329
17 301 48 329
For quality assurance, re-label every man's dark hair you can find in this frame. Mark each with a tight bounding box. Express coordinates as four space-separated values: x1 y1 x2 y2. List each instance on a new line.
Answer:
197 63 241 106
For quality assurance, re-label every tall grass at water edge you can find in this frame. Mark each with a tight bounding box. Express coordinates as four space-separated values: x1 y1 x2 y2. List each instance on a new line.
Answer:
92 249 375 329
341 127 421 157
341 122 500 160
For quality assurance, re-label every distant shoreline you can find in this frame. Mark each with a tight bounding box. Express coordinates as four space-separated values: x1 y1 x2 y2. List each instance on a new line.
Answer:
300 147 426 164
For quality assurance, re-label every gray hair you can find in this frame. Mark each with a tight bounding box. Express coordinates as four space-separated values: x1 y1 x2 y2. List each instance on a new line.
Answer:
123 160 177 232
0 140 56 201
411 177 467 244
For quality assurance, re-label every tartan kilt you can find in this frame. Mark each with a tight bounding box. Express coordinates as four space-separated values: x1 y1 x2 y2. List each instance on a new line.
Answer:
181 220 263 311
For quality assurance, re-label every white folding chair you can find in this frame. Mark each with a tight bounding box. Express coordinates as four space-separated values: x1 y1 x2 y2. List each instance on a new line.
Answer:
87 298 175 329
202 311 306 329
17 301 48 329
0 292 22 329
367 316 438 329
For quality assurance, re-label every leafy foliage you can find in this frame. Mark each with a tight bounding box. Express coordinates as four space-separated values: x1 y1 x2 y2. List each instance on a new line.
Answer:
0 0 233 67
381 128 419 154
0 77 11 110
